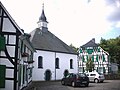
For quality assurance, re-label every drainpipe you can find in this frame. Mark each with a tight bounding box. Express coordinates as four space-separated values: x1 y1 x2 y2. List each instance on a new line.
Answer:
55 52 56 80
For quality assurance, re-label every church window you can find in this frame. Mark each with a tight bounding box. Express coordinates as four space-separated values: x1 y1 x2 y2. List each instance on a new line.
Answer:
38 56 43 68
70 59 73 69
55 58 59 69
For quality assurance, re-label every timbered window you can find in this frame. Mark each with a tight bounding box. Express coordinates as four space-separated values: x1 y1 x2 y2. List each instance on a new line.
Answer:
0 36 5 51
55 58 59 69
0 65 6 88
38 56 43 68
70 59 73 69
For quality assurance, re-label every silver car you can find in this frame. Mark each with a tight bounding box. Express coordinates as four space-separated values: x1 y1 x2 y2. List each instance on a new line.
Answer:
86 72 105 83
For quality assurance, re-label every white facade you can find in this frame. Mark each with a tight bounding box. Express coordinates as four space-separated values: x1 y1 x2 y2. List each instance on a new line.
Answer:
33 50 78 81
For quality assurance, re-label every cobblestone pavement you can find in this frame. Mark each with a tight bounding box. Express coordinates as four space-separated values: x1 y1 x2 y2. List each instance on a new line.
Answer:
25 80 120 90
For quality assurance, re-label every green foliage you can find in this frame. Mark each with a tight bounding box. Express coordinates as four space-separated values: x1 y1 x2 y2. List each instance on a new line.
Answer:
69 44 79 53
86 57 94 72
99 36 120 70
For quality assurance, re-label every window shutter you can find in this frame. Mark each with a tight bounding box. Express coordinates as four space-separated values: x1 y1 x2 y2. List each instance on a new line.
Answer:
82 56 85 62
86 55 88 61
96 55 98 62
87 49 93 54
98 48 100 52
80 49 82 53
96 67 98 72
102 54 105 62
0 36 5 51
92 55 94 62
103 67 105 73
0 65 6 88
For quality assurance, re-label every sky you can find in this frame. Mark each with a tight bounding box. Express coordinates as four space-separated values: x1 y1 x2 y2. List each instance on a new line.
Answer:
1 0 120 47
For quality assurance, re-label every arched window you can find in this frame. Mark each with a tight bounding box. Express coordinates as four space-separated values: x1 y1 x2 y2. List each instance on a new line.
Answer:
38 56 43 68
70 59 73 69
55 58 59 69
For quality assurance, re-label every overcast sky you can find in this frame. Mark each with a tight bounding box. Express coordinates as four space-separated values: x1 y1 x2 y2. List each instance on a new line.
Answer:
1 0 120 47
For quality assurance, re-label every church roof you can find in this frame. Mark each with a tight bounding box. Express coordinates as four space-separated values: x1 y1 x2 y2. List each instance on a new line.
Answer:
30 28 77 54
81 38 98 48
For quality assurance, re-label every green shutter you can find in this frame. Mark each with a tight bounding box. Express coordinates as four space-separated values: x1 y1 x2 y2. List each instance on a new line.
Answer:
0 65 6 88
82 56 85 62
0 36 5 51
96 67 98 72
98 48 100 52
87 49 93 54
80 49 82 53
96 55 98 62
103 67 105 73
92 55 94 62
87 55 88 61
102 54 105 62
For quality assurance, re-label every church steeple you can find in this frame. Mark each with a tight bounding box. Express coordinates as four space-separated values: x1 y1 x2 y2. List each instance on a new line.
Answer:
38 3 48 31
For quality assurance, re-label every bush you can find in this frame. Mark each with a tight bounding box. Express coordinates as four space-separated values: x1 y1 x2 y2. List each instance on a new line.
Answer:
105 74 120 80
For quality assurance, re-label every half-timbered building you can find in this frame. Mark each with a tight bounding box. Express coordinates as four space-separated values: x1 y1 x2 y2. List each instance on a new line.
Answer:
78 38 110 74
0 2 35 90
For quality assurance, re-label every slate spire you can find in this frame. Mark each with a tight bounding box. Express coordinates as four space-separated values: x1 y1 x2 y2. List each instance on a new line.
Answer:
39 3 47 22
38 3 48 31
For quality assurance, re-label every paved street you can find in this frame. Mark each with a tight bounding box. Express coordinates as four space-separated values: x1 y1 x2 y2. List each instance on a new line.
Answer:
25 80 120 90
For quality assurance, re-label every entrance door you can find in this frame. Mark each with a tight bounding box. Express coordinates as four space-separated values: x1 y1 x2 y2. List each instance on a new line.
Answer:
45 70 51 81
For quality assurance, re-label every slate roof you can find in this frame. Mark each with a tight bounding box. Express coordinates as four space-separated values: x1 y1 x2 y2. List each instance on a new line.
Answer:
81 38 98 48
30 28 77 54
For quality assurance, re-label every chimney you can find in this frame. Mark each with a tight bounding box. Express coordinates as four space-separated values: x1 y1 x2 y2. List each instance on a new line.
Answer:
92 38 95 43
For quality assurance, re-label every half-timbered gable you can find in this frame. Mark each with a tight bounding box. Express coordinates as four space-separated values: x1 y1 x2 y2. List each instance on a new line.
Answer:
78 38 110 74
0 2 35 90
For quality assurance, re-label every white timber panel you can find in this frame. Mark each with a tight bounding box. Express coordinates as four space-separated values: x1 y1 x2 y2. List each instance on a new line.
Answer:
9 35 16 44
2 18 16 33
6 46 15 57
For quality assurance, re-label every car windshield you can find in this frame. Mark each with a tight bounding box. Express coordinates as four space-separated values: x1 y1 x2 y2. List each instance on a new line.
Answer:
78 73 86 77
98 72 103 75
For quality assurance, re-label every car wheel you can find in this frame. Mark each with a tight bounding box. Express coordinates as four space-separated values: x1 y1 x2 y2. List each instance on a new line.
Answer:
85 83 89 87
100 81 104 83
61 80 65 85
94 79 99 83
71 81 76 87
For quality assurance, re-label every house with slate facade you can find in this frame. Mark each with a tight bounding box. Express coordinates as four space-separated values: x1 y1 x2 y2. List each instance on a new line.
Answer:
0 2 35 90
30 5 78 81
78 38 110 74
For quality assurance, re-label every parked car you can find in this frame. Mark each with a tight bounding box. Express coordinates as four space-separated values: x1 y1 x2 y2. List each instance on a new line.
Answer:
61 73 89 87
86 72 105 83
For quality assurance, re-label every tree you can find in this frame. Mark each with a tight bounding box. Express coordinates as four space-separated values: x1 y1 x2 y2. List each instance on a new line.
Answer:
69 44 79 53
86 57 94 72
99 36 120 70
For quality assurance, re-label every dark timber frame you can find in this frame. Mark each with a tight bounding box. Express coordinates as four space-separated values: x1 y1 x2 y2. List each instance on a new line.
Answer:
0 2 22 90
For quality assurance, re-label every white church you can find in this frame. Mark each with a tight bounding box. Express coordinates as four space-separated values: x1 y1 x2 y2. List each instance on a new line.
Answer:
30 5 78 81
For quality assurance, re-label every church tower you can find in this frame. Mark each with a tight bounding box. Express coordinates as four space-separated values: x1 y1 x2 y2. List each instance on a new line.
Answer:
37 4 48 31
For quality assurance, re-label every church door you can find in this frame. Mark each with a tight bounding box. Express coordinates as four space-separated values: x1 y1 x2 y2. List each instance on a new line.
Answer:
45 70 51 81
